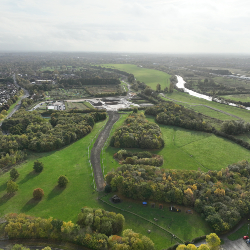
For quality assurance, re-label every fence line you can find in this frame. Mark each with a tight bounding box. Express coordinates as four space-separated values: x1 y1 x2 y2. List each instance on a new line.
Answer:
101 114 122 176
87 116 109 190
98 197 184 244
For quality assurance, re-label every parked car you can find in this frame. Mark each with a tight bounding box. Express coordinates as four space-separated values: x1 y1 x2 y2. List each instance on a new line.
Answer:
243 236 249 240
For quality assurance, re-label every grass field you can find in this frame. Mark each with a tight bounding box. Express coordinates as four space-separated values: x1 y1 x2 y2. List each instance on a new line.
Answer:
163 91 250 122
189 105 238 121
100 64 171 90
100 193 212 249
0 120 108 222
102 112 250 173
227 222 249 241
221 94 250 102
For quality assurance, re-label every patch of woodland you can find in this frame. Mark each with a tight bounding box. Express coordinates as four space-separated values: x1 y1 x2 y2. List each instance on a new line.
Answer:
0 109 106 168
106 160 250 233
3 209 155 250
145 102 212 132
114 149 163 167
110 113 164 149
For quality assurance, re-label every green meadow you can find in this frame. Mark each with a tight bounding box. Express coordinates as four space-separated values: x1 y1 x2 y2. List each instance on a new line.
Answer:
102 112 250 174
100 194 212 249
100 64 171 90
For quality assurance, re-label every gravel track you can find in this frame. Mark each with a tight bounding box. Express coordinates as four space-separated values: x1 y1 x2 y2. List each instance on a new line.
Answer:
91 111 120 191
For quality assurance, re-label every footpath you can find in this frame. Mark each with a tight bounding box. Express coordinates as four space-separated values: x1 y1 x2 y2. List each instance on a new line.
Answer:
90 111 120 191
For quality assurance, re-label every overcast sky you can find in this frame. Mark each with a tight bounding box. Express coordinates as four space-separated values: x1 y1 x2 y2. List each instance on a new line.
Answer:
0 0 250 53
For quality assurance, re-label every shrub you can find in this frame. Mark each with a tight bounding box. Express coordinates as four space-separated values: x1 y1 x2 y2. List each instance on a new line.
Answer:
58 175 69 187
33 161 44 173
33 188 44 200
10 168 20 180
105 184 112 193
6 180 19 194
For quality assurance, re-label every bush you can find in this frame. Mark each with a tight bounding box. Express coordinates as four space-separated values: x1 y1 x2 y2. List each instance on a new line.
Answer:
33 161 44 173
6 180 19 194
105 184 112 193
10 168 20 180
33 188 44 200
58 175 69 187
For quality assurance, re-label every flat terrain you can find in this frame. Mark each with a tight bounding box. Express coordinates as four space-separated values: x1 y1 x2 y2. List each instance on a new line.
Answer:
100 64 171 90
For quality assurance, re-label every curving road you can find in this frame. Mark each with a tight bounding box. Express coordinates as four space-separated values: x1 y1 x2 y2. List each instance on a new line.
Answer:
90 111 120 191
0 74 29 127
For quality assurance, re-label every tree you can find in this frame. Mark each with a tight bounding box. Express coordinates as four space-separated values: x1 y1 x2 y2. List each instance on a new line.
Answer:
10 168 20 180
206 233 221 250
58 175 69 187
197 244 210 250
33 160 44 173
11 244 30 250
133 107 138 113
156 83 161 92
6 180 19 194
169 82 174 93
33 188 44 200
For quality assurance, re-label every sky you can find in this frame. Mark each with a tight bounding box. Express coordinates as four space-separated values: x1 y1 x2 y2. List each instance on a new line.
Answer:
0 0 250 53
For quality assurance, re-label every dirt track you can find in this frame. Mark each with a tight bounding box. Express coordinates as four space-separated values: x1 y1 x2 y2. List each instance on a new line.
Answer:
91 111 120 191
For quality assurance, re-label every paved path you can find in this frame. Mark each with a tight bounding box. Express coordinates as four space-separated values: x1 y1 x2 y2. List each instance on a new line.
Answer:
90 111 120 191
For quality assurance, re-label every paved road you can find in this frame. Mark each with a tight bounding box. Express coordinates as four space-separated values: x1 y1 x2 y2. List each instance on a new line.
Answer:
90 111 120 191
0 74 29 127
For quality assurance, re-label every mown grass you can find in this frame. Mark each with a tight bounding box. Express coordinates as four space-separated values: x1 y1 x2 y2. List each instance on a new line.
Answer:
100 64 171 90
190 106 238 121
163 91 250 122
103 112 250 172
221 94 250 102
227 222 250 241
100 194 212 250
0 121 107 222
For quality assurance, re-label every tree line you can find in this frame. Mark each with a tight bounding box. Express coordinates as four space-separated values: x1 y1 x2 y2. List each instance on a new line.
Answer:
4 210 154 250
106 160 250 233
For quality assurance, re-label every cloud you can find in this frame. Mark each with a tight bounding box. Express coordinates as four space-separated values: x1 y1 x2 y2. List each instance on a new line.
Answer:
0 0 250 53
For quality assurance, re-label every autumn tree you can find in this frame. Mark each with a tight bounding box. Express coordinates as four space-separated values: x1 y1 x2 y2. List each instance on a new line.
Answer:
33 188 44 200
206 233 221 250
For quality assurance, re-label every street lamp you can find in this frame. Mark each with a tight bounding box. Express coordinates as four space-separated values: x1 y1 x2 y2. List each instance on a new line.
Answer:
247 224 249 235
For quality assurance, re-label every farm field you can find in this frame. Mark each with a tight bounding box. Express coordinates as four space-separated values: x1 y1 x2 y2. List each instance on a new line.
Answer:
100 194 212 250
100 64 171 90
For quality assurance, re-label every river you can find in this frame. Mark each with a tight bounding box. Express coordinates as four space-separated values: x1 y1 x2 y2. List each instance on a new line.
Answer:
175 75 250 110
